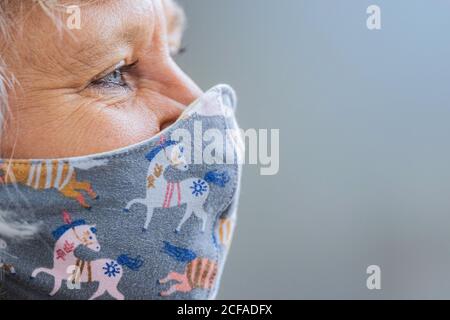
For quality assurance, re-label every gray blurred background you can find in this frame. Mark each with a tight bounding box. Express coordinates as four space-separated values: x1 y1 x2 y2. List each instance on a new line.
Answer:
177 0 450 299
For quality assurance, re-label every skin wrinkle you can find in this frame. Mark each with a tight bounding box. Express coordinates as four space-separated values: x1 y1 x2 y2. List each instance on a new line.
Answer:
24 9 141 89
0 0 200 239
1 0 201 159
21 36 133 91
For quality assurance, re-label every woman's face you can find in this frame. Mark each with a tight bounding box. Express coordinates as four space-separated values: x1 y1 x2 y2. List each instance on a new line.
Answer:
1 0 201 159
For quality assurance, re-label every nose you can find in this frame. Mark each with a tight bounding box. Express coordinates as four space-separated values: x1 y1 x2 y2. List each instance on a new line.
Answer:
158 60 202 130
165 59 202 106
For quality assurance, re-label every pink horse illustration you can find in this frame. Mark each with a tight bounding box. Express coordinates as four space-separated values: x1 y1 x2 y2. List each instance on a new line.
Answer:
31 213 143 300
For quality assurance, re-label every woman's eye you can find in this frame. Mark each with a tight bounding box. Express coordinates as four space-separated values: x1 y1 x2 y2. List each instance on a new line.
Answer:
88 61 138 92
91 68 127 89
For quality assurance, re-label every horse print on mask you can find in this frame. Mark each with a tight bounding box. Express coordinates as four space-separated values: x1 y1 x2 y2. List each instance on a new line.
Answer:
31 211 143 300
124 139 231 233
0 160 106 209
159 242 217 297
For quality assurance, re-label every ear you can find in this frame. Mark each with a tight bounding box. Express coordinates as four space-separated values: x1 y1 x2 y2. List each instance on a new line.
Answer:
161 0 186 55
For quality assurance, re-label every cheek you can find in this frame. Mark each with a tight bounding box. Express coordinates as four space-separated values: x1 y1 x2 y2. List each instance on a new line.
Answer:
3 88 185 159
75 101 162 154
53 91 183 157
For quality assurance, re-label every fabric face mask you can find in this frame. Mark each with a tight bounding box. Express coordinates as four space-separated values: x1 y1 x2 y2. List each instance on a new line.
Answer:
0 85 243 300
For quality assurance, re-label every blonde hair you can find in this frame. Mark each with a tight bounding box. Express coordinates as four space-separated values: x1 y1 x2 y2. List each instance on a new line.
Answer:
0 0 186 240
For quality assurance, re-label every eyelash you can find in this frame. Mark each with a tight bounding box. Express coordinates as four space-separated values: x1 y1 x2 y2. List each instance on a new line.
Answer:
89 61 138 92
87 42 187 93
177 46 187 55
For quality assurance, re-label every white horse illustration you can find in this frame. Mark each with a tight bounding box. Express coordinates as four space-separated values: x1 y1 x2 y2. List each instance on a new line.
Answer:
124 140 230 233
31 217 143 300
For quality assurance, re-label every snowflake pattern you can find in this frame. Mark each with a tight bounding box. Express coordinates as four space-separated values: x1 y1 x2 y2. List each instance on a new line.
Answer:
190 180 208 197
103 261 121 277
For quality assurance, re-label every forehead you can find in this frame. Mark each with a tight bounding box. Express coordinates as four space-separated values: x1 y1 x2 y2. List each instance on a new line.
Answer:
13 0 159 83
25 0 157 41
79 0 156 39
65 0 156 57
